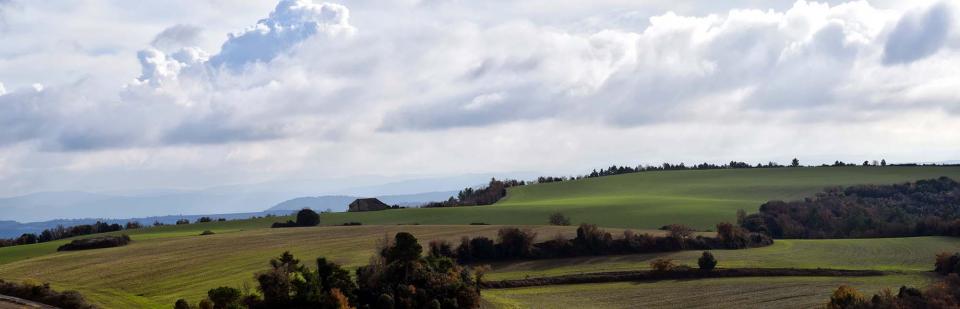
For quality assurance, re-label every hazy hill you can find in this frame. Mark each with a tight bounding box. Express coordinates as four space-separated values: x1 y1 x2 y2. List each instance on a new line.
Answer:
267 191 458 212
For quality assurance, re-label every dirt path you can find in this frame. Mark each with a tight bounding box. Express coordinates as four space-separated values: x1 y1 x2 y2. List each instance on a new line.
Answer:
0 295 56 309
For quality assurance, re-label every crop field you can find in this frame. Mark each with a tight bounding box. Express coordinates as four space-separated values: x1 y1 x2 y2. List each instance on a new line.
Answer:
481 274 935 309
319 166 960 230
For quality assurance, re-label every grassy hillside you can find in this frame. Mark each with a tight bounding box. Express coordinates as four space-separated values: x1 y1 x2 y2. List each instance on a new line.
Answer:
318 166 960 229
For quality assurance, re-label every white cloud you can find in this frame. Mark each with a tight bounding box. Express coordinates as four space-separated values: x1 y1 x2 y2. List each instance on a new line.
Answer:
0 82 5 96
209 0 355 70
1 0 960 197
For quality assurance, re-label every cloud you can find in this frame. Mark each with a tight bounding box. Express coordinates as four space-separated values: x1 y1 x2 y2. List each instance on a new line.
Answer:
150 24 204 51
3 0 960 198
883 2 953 65
208 0 355 70
0 82 5 96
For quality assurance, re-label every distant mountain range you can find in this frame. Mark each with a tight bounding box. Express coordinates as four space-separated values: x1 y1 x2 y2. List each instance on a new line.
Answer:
267 191 458 212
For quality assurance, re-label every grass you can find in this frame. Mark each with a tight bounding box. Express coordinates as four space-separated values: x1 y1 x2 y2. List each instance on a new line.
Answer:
481 274 936 309
318 166 960 230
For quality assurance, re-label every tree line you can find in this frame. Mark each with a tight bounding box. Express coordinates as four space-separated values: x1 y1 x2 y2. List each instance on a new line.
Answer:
429 223 771 264
1 216 227 248
422 178 526 208
174 232 484 309
740 177 960 239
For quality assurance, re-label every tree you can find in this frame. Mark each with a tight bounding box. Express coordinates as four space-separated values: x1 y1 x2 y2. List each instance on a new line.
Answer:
698 251 717 271
881 159 887 166
791 158 800 167
666 224 693 239
207 287 241 309
295 208 320 227
548 212 571 226
174 299 191 309
385 232 422 263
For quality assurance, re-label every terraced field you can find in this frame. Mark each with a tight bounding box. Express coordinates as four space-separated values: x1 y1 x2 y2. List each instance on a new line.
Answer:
482 275 935 309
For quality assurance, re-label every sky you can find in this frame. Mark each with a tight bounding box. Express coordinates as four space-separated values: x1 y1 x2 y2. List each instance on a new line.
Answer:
0 0 959 197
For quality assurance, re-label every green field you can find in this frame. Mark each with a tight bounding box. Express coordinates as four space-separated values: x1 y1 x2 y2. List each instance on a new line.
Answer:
319 166 960 230
482 275 935 309
3 166 960 308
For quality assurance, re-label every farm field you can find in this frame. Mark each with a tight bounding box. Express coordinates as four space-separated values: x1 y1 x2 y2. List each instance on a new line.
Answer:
481 274 935 309
1 224 957 308
319 166 960 230
0 225 592 308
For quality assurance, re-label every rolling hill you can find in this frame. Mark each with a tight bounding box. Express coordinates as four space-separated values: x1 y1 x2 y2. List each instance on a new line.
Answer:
316 166 960 229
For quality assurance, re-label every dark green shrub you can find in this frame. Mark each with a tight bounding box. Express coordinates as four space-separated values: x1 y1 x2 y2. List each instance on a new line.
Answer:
200 230 215 236
295 208 320 227
698 251 717 271
207 286 241 309
174 298 191 309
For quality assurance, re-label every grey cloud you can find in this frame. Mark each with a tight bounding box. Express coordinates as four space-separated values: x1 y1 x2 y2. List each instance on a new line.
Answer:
151 24 203 51
883 2 953 65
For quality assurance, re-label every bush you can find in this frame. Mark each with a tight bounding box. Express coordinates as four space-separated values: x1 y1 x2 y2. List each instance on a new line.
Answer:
174 298 191 309
497 228 537 259
935 252 960 275
827 285 865 309
200 230 216 236
0 279 95 309
295 208 321 227
428 240 455 258
548 212 571 226
208 286 241 309
176 219 190 225
650 258 676 272
57 235 131 251
196 217 213 223
698 251 717 271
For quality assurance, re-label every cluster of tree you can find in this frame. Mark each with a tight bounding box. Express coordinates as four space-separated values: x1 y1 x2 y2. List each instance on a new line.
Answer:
271 209 321 228
422 178 526 208
432 223 770 264
175 232 484 308
0 221 125 248
194 217 225 223
584 160 793 179
0 279 94 309
57 235 131 251
740 177 960 239
826 252 960 309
